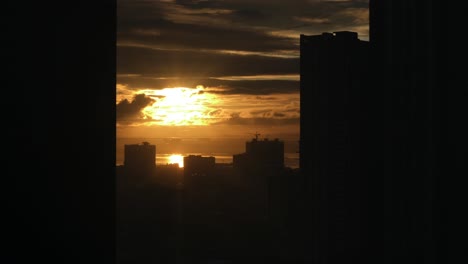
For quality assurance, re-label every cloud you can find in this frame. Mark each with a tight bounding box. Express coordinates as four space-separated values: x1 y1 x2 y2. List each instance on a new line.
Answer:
255 96 278 100
213 116 300 126
250 109 274 117
118 0 297 54
115 83 300 135
116 93 155 121
337 7 369 25
294 16 331 24
209 80 299 95
118 21 296 53
117 46 299 78
116 0 366 135
117 0 369 54
229 8 268 21
213 74 299 81
117 75 299 95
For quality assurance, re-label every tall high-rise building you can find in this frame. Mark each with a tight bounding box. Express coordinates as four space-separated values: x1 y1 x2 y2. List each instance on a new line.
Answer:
297 1 452 263
369 1 442 262
299 31 370 263
300 31 369 177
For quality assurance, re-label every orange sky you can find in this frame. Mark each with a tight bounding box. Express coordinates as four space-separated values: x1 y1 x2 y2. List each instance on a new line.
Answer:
116 84 300 140
117 0 368 142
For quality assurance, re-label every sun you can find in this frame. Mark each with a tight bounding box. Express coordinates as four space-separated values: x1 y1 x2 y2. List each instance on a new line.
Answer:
168 154 184 168
141 86 220 126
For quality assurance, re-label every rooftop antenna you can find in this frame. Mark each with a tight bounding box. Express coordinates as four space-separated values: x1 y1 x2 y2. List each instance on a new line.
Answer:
246 131 261 140
247 132 261 140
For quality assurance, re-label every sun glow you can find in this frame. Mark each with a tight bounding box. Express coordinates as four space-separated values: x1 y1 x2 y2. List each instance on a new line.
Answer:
141 86 220 126
168 154 184 167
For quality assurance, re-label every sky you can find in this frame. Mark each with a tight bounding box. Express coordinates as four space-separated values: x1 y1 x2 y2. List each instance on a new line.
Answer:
116 0 369 141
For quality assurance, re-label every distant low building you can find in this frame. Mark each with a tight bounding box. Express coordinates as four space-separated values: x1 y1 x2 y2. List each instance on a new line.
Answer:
183 155 215 177
233 137 284 172
124 141 156 176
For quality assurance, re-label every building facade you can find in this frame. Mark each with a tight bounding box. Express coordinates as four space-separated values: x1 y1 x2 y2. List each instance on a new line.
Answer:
299 31 370 263
123 141 156 176
233 137 284 172
183 155 215 177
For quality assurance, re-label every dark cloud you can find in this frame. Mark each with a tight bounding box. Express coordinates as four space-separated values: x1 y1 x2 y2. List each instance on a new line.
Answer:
281 108 301 113
116 93 155 121
231 8 268 21
213 116 300 126
118 0 296 53
273 112 286 117
208 109 222 116
250 109 273 116
255 96 278 100
215 0 368 31
117 0 368 54
209 80 299 95
117 46 298 78
117 0 368 99
117 74 299 95
249 110 291 118
173 0 229 9
118 22 296 53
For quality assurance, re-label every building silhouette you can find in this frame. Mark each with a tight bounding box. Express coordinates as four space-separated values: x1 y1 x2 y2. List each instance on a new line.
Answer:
233 137 284 172
183 155 215 177
296 1 448 263
117 141 178 263
299 31 370 263
369 1 444 263
300 31 369 173
123 141 156 176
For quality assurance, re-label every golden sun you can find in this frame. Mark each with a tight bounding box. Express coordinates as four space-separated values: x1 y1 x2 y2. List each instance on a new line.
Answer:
168 154 184 167
141 86 219 126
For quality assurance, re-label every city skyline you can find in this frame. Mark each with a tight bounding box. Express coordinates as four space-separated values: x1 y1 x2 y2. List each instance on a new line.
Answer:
116 136 301 168
5 0 450 263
